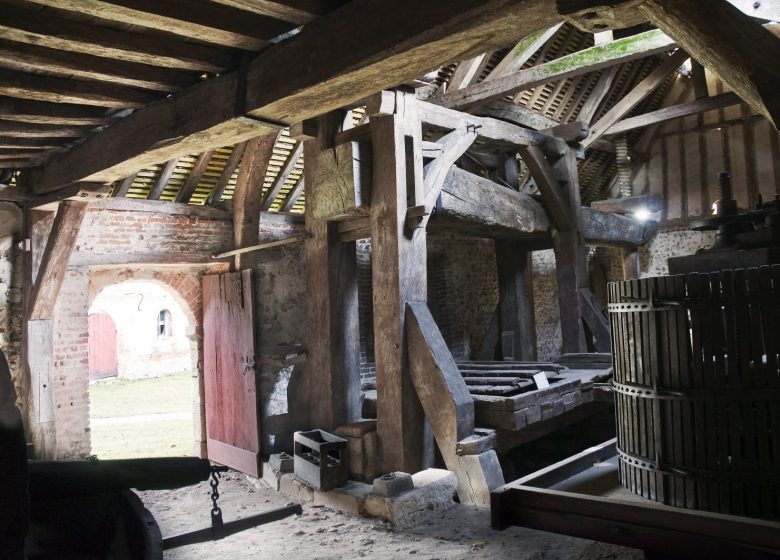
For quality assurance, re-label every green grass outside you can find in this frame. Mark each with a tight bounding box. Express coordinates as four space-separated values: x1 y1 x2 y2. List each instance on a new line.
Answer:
89 372 195 459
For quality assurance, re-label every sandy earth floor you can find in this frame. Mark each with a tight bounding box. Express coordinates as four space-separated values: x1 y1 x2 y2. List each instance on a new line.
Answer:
138 471 644 560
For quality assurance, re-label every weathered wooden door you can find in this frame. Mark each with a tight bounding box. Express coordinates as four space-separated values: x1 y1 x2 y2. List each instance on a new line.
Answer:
202 270 261 475
88 312 118 380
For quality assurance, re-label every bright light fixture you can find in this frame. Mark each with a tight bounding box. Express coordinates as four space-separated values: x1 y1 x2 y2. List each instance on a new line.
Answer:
634 208 652 222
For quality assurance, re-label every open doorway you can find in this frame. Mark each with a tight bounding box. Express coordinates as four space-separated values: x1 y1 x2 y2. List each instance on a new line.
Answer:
87 279 199 459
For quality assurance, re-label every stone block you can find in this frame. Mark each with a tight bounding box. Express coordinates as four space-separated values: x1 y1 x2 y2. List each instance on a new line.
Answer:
313 480 372 515
279 473 314 502
364 468 457 529
371 472 414 497
524 404 542 424
269 452 294 474
335 420 380 482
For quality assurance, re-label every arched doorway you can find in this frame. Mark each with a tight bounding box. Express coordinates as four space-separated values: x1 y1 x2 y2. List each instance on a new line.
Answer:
87 279 200 459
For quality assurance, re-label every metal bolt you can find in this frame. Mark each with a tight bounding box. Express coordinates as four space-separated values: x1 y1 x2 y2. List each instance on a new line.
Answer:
381 473 396 481
754 2 761 9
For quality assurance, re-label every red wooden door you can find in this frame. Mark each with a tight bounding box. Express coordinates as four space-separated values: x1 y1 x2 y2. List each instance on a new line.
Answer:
88 312 118 381
202 270 261 476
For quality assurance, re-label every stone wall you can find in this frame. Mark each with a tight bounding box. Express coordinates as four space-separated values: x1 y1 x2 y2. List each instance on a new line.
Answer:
0 202 23 410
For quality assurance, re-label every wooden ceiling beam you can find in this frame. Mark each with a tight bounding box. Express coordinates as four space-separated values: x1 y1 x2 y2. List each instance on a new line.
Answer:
438 28 677 111
259 141 302 210
174 150 214 203
279 177 304 212
605 91 742 136
209 0 336 25
640 0 780 128
484 23 564 81
24 0 587 194
0 4 237 72
26 0 296 51
208 142 247 204
0 138 68 149
0 98 119 126
0 121 94 138
0 68 157 108
146 157 180 201
0 39 195 92
583 49 689 148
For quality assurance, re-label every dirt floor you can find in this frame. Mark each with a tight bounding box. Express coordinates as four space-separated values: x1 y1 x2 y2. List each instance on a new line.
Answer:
89 372 195 458
139 470 644 560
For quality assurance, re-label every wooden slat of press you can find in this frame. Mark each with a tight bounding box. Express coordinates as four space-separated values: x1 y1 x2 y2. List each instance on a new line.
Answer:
615 281 630 490
636 276 654 501
622 281 639 496
642 276 661 502
708 272 726 513
769 266 780 516
673 273 697 509
635 277 652 498
745 268 764 514
728 269 748 515
687 273 708 510
660 275 682 507
627 278 643 497
719 269 739 514
701 273 720 513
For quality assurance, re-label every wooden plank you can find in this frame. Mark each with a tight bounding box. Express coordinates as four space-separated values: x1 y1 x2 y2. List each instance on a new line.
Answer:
0 97 119 126
495 241 536 360
174 150 214 204
605 92 742 136
0 38 195 92
447 53 491 91
232 134 278 269
146 158 179 201
579 287 610 352
476 99 559 133
27 0 295 51
519 145 571 231
439 29 677 111
208 0 333 25
260 141 302 211
29 200 88 320
370 108 428 473
304 113 361 430
581 207 658 247
578 65 620 125
484 24 564 81
429 166 550 239
640 0 780 128
0 3 237 72
0 138 65 150
23 0 570 193
407 302 504 507
0 68 156 108
584 49 689 148
0 121 93 138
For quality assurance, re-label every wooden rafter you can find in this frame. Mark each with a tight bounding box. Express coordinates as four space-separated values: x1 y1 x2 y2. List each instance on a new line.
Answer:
146 158 179 201
208 0 334 26
584 49 689 148
22 0 573 195
260 141 302 211
208 142 247 205
0 4 235 72
112 173 137 198
640 0 780 128
174 150 214 203
0 98 119 126
484 23 564 81
280 177 304 212
0 121 94 138
26 0 295 51
439 29 676 111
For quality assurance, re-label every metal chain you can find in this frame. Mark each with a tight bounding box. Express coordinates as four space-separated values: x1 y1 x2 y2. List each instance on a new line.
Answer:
209 466 226 537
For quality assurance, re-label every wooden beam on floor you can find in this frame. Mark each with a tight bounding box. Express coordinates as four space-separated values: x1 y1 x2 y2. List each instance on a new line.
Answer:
260 141 302 211
640 0 780 128
584 49 689 148
26 0 295 51
304 112 361 430
406 302 505 507
0 4 236 72
29 200 88 320
438 28 676 111
232 134 278 270
0 39 195 92
0 68 156 108
22 0 577 194
605 91 742 136
174 150 214 204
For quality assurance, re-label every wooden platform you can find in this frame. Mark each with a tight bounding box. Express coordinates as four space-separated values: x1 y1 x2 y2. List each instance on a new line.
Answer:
491 439 780 559
363 354 614 453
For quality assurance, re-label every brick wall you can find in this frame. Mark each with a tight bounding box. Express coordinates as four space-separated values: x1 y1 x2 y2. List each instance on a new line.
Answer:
31 200 232 459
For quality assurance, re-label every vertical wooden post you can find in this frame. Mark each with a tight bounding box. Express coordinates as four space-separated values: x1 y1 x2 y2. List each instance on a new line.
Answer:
495 241 536 360
622 248 641 280
304 112 361 431
370 94 429 474
552 149 589 353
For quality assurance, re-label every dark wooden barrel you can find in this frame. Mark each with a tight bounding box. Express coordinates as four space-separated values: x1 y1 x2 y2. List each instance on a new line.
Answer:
608 265 780 518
